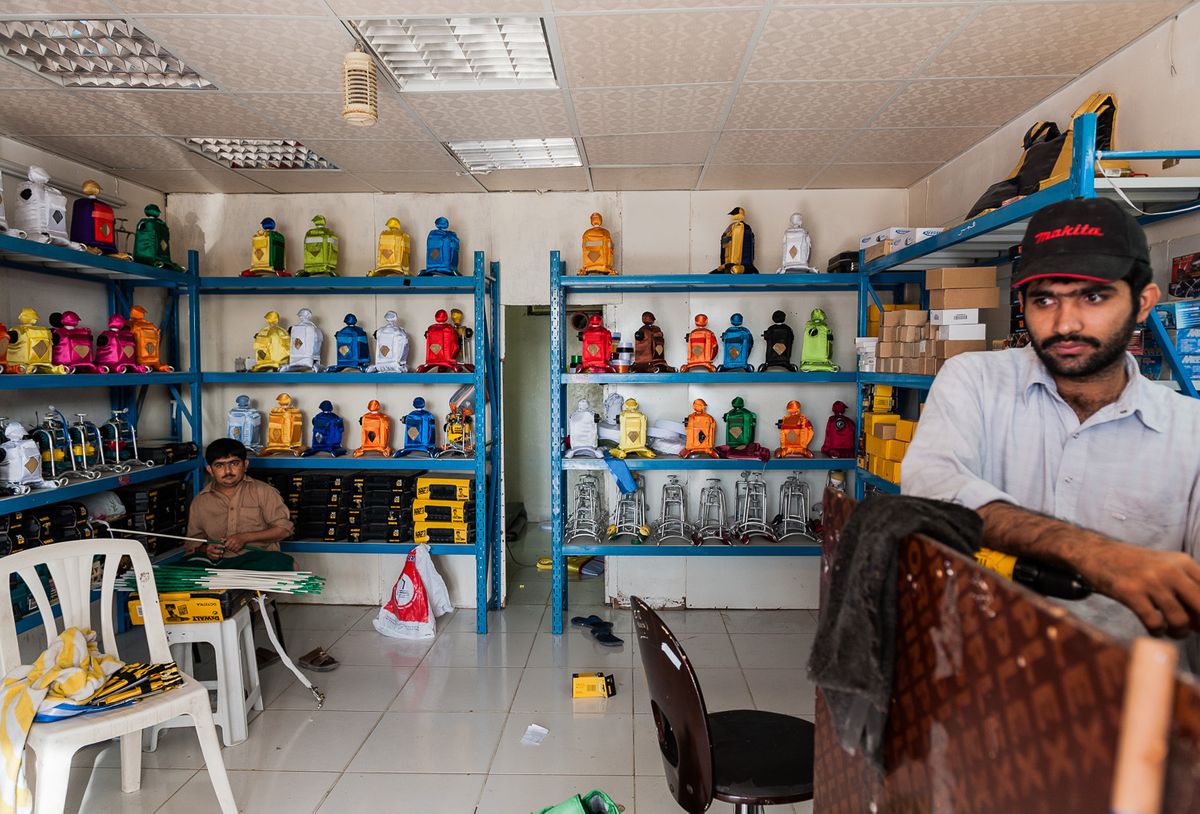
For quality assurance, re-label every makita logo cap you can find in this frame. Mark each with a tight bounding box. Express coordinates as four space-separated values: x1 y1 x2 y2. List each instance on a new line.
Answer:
1013 197 1150 288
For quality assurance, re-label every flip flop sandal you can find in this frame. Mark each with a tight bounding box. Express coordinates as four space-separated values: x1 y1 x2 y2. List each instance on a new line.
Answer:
591 628 624 647
570 615 614 630
298 647 340 672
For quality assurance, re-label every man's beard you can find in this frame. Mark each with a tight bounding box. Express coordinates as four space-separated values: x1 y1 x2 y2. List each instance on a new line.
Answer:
1029 309 1136 379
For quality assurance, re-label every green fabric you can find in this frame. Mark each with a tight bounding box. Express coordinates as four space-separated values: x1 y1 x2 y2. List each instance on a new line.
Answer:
179 548 296 572
535 790 620 814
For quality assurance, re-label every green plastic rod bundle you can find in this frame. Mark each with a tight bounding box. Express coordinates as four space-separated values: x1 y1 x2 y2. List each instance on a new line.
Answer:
118 566 326 596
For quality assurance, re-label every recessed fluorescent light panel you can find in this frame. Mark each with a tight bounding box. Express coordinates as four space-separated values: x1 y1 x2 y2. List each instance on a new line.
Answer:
350 17 556 92
446 138 581 172
0 19 215 89
184 139 337 170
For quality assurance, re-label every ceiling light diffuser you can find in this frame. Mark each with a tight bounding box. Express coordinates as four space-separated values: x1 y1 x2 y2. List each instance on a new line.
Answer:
446 138 581 172
184 139 336 170
350 17 556 92
0 19 215 90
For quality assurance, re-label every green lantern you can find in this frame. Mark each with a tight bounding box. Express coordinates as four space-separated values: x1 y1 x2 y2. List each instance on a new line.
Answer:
300 214 339 277
800 307 839 373
133 204 184 272
722 396 757 447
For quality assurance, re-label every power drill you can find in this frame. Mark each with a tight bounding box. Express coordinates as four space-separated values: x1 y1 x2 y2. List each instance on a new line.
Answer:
975 548 1092 600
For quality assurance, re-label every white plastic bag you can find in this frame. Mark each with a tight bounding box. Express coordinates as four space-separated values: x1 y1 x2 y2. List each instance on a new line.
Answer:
373 544 452 639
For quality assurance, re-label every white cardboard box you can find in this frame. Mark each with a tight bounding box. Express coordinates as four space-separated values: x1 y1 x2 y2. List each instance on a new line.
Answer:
929 308 980 325
859 227 912 248
900 228 945 247
937 323 987 341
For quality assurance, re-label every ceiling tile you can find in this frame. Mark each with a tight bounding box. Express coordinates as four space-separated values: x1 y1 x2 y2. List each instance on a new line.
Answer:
0 90 151 136
810 162 941 189
112 0 330 12
712 129 849 165
728 81 902 130
326 0 543 12
300 140 462 172
592 166 701 191
746 5 972 81
572 84 731 136
873 77 1071 128
112 168 275 194
584 132 714 165
554 0 760 9
404 91 572 140
839 126 994 163
559 11 758 87
368 172 482 193
2 1 119 12
233 170 381 193
699 164 822 190
235 92 430 142
18 135 215 170
72 90 285 138
138 18 353 93
477 168 589 192
923 1 1188 77
0 58 56 89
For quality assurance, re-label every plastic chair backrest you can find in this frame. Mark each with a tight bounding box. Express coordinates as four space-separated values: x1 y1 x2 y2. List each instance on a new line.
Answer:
631 596 714 814
0 538 171 673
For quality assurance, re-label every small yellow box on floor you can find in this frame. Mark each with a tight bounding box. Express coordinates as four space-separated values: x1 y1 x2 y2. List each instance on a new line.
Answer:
572 672 617 698
895 419 917 443
882 439 908 461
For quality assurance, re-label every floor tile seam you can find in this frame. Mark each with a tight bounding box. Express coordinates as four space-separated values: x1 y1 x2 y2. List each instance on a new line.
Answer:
331 708 393 777
150 766 205 814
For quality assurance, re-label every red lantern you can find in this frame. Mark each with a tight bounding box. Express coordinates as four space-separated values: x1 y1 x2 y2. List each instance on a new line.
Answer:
578 314 615 373
417 309 463 373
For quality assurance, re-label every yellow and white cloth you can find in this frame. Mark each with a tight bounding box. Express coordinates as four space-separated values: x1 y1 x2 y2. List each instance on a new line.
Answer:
0 628 121 814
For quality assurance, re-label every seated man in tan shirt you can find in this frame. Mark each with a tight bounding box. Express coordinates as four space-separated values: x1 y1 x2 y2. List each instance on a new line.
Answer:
185 437 295 571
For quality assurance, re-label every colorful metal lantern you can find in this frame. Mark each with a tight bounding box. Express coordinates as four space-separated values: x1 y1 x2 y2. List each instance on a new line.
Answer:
439 406 474 457
133 204 184 272
302 400 348 457
13 166 70 246
251 311 290 372
718 313 754 372
632 311 674 373
70 180 120 256
100 408 150 468
128 305 172 372
353 399 392 457
778 212 816 273
261 392 305 456
284 308 323 372
369 217 411 276
226 395 262 451
328 313 371 372
96 314 150 374
683 398 718 459
680 314 718 373
775 400 815 458
580 212 617 276
578 314 615 374
300 214 339 277
420 217 460 276
394 396 438 457
566 398 602 459
1 422 54 492
49 311 103 373
5 308 66 374
418 309 462 373
449 308 474 371
711 206 758 274
0 323 8 365
800 307 839 373
759 310 797 372
241 217 289 277
368 310 408 372
716 396 770 461
820 401 856 459
609 398 656 459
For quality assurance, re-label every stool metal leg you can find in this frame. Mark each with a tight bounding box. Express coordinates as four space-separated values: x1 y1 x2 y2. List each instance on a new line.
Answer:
732 805 763 814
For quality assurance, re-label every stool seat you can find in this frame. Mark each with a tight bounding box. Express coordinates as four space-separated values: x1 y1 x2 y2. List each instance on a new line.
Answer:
709 710 815 805
147 604 263 749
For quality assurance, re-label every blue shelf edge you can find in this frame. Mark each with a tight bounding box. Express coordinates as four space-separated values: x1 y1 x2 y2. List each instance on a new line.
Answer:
562 544 821 557
856 468 900 495
0 232 196 287
198 276 482 294
560 272 863 292
0 459 197 515
560 371 855 384
202 372 473 385
283 541 475 556
561 456 854 471
246 455 474 471
0 371 197 390
859 373 935 390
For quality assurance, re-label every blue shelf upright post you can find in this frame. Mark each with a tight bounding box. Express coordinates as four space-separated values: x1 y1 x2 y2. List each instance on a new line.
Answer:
472 251 489 634
187 250 204 495
489 260 503 612
549 251 567 634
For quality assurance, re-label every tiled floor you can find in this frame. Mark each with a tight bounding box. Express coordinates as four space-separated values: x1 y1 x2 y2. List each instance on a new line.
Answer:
61 530 817 813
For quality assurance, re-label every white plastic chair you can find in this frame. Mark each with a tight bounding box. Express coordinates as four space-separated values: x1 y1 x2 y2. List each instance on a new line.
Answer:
0 538 237 814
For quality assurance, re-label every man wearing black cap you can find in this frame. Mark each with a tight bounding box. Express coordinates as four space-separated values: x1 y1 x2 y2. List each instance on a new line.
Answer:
904 197 1200 653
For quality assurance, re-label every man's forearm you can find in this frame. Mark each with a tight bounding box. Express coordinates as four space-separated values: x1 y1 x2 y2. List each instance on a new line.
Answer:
236 525 290 546
977 501 1114 578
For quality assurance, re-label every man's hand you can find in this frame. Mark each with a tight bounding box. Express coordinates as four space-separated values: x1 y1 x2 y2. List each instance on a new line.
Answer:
1077 540 1200 639
203 542 225 560
222 533 249 555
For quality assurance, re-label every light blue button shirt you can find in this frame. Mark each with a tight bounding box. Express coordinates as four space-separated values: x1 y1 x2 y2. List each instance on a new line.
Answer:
902 345 1200 655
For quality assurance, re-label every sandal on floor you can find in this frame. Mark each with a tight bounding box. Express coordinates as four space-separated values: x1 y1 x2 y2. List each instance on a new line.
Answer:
570 615 614 631
590 628 624 647
298 647 340 672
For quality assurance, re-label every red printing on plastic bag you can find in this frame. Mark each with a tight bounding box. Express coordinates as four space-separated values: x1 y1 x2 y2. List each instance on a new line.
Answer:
383 550 429 623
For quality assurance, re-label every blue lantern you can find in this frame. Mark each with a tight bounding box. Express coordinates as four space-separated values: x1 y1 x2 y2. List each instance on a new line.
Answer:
718 313 754 372
393 397 438 457
419 216 460 276
327 313 371 372
302 400 347 457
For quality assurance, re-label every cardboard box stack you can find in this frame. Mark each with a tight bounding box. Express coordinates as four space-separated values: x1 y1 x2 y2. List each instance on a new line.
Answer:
1154 301 1200 382
865 302 920 338
858 386 917 486
872 308 939 375
925 266 999 370
414 474 475 544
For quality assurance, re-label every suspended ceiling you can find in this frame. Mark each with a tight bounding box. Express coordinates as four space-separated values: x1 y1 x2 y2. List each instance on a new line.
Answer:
0 0 1190 194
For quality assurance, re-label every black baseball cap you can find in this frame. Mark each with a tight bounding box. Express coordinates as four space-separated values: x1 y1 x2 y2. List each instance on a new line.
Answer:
1012 197 1151 288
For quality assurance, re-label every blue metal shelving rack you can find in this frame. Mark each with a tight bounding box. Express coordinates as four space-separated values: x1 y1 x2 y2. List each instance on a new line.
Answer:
548 253 864 633
198 252 503 633
853 112 1200 498
0 235 204 633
